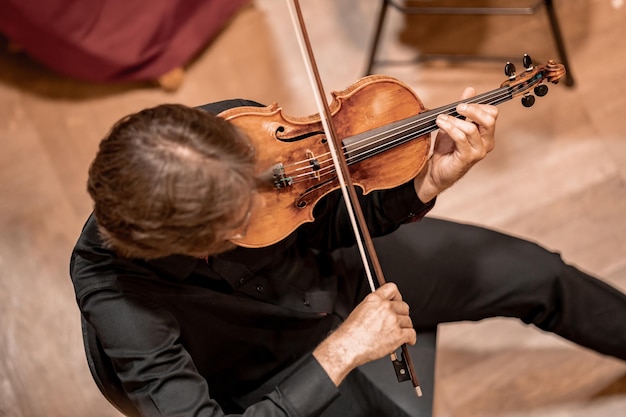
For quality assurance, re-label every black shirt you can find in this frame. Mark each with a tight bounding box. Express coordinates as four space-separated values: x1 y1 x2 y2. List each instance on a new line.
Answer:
70 99 434 417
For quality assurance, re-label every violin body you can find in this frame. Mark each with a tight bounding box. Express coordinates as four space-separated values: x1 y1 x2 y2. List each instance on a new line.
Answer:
219 75 431 248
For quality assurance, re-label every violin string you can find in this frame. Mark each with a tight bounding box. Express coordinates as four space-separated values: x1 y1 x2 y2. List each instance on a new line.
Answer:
344 87 515 164
279 83 536 183
281 87 514 184
288 159 340 183
349 76 542 162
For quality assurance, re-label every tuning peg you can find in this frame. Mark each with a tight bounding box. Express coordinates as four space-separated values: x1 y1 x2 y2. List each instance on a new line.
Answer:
505 62 517 79
534 84 549 97
523 54 534 71
521 95 536 108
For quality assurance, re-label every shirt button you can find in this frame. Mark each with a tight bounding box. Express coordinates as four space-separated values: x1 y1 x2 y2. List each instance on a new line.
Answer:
239 277 245 284
256 284 264 293
303 299 310 306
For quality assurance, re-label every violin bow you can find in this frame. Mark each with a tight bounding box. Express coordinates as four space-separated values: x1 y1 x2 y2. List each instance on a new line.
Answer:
285 0 423 397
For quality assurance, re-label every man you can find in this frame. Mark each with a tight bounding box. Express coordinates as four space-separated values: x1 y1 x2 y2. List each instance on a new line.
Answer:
70 91 626 417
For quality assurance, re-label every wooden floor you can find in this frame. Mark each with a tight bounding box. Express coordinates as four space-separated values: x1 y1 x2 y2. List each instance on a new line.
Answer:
1 0 625 416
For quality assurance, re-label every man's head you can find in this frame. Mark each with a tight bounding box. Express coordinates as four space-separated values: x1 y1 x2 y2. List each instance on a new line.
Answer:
88 104 256 259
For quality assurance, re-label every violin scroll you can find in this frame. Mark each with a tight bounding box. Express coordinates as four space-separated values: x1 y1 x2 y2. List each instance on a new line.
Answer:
501 54 566 108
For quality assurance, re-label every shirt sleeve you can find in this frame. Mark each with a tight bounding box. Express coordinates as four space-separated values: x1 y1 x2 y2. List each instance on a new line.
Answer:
303 180 436 251
79 282 339 417
196 99 264 114
375 179 436 225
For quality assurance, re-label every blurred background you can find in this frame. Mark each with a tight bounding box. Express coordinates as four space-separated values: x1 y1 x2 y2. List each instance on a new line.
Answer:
1 0 625 416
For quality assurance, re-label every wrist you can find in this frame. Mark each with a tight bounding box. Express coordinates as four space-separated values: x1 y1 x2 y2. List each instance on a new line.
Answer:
413 169 438 203
312 332 359 386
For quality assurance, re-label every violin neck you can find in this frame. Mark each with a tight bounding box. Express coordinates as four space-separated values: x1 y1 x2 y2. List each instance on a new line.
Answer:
424 85 512 125
343 85 513 165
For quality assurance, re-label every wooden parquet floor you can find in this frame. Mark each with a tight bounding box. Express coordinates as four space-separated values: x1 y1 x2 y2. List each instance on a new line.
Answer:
1 1 624 416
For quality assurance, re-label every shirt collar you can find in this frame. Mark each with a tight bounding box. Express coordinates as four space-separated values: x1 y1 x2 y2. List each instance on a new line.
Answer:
146 254 200 281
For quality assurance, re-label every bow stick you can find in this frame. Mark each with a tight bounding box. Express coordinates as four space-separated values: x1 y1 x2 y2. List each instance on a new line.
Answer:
285 0 422 397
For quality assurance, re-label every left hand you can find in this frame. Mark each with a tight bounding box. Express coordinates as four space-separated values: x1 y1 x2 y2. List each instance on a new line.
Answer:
413 87 498 202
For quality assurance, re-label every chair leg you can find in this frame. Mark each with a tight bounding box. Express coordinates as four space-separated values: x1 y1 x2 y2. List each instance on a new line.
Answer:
364 0 575 87
543 0 575 86
156 66 185 91
364 0 390 76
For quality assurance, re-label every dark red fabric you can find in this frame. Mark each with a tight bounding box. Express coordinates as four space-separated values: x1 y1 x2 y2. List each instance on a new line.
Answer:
0 0 249 82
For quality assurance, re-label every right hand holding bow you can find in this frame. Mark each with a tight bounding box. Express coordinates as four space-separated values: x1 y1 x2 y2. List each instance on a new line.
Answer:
313 282 416 386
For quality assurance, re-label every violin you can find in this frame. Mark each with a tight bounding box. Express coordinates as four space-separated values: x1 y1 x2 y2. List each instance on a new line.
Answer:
220 56 566 249
223 0 565 397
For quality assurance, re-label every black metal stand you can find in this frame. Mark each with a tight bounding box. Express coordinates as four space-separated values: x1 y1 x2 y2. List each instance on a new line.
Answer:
364 0 575 87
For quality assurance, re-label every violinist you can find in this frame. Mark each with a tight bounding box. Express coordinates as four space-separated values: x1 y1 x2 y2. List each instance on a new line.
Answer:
70 92 626 417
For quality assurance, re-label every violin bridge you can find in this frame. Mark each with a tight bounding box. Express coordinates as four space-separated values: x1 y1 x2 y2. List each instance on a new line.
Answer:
306 150 321 181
